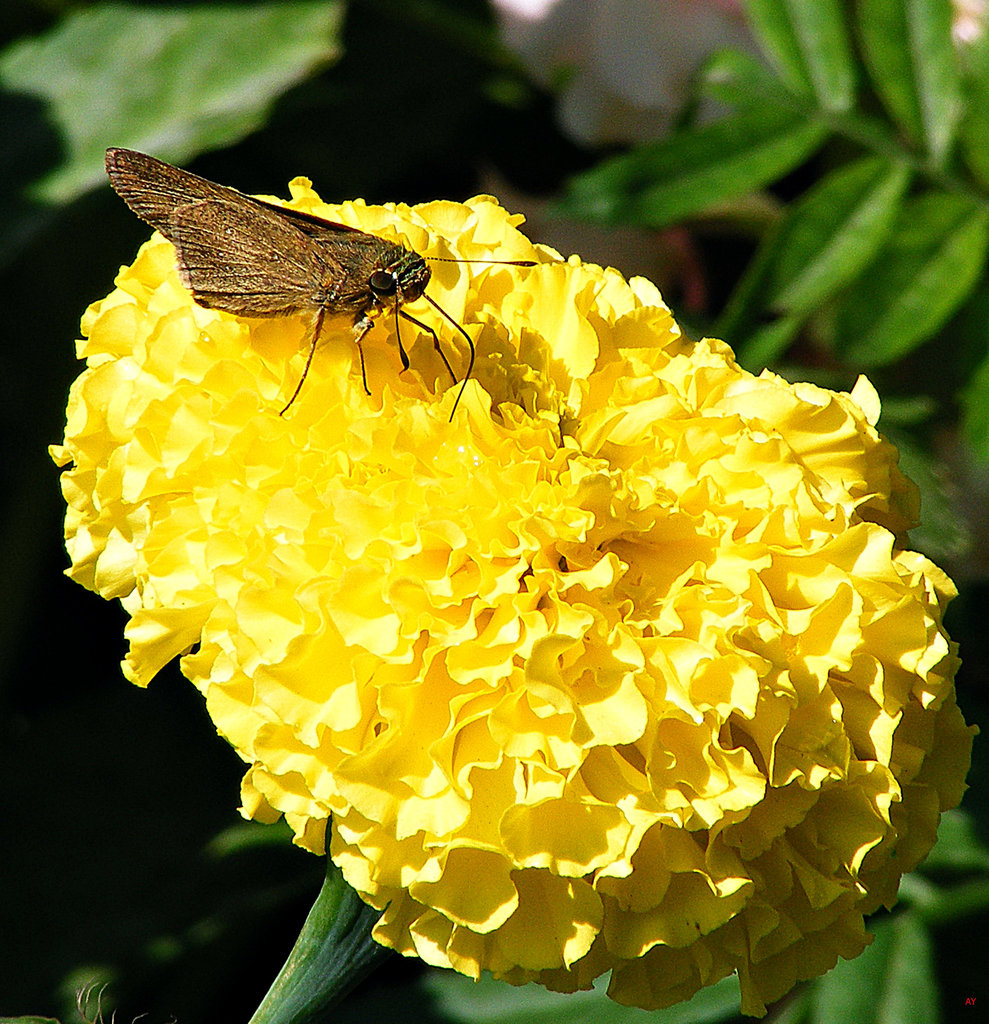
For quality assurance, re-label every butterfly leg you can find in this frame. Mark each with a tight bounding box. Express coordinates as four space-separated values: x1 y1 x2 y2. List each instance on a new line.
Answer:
280 307 328 415
352 313 376 395
391 302 412 374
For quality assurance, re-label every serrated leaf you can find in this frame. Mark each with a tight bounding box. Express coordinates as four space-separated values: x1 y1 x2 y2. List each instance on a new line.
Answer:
556 105 827 228
744 0 856 110
768 157 912 313
856 0 961 163
812 914 938 1024
722 158 911 365
831 192 989 365
0 1 343 206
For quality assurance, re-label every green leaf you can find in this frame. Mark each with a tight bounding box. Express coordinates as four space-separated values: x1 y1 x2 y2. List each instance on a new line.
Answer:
206 818 296 859
723 158 911 366
866 393 936 426
882 427 969 566
767 156 912 314
961 346 989 465
856 0 961 163
812 914 939 1024
734 315 803 370
714 213 785 356
556 105 827 228
917 810 989 873
959 37 989 189
703 51 902 158
880 915 941 1024
744 0 856 110
424 970 741 1024
0 1 343 206
830 191 989 365
702 48 795 108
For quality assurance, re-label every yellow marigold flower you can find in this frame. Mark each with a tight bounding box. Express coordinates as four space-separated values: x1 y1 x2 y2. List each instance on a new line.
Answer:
52 182 974 1016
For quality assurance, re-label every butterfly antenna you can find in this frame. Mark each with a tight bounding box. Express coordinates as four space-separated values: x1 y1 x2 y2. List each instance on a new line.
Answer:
427 257 536 267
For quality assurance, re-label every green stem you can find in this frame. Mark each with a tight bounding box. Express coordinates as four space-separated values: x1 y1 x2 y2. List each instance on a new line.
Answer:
248 855 391 1024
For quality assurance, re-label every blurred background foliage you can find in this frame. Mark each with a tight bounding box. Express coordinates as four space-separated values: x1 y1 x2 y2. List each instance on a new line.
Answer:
2 1 988 1022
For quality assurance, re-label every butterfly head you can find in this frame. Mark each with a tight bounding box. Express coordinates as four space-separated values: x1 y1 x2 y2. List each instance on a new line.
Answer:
369 248 431 308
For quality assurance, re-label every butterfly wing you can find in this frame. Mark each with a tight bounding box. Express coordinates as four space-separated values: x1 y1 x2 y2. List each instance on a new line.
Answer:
106 148 355 317
106 148 237 227
168 198 339 316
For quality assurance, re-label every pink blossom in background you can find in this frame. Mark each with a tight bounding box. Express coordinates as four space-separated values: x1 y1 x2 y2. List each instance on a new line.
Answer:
493 0 757 145
953 0 988 44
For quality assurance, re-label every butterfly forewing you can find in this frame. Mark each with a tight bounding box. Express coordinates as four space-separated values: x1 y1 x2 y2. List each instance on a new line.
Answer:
107 147 368 249
169 199 336 316
106 149 237 229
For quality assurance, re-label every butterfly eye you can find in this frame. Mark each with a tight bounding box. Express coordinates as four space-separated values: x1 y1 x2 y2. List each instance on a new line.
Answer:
369 270 397 296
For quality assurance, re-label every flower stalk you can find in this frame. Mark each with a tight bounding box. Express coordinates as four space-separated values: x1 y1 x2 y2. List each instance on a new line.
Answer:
249 857 390 1024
